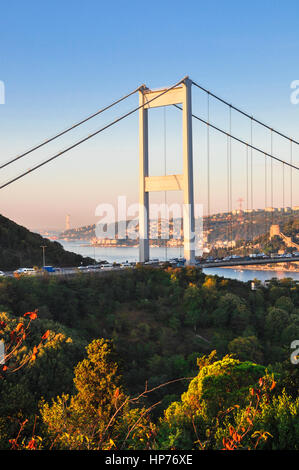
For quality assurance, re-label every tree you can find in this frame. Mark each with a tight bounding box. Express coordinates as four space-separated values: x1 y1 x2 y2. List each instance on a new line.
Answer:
228 336 264 363
212 293 250 333
265 307 290 343
157 352 266 450
40 339 154 450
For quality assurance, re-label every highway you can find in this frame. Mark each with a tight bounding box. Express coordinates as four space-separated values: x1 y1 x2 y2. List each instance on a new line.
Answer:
0 266 124 278
198 256 299 268
1 255 299 279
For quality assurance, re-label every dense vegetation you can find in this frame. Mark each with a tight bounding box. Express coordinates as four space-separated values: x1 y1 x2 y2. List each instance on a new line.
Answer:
0 266 298 450
0 214 93 270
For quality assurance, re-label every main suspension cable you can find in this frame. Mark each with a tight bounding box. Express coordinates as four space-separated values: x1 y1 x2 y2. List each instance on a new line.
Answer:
0 77 187 190
191 79 299 146
0 85 143 170
173 105 299 171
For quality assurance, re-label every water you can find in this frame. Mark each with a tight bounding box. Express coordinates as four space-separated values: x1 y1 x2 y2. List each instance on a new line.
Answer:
59 240 183 264
58 240 299 283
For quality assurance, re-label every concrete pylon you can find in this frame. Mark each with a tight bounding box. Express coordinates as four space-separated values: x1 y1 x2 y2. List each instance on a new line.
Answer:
138 77 195 265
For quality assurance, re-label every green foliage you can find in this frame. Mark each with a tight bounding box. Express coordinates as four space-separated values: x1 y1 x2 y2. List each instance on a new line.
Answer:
0 267 298 450
157 352 266 449
40 339 154 450
228 336 264 363
0 213 93 270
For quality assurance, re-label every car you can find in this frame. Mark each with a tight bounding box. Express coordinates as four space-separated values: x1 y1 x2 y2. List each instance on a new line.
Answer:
14 268 36 276
121 261 131 268
0 271 5 277
43 266 56 273
101 263 114 270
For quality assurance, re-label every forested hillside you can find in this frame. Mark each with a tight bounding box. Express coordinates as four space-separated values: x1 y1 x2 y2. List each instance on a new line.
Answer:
0 214 93 270
0 266 298 449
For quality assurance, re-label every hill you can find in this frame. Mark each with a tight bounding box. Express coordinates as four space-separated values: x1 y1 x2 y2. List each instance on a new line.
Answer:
59 209 299 247
0 214 94 270
0 266 298 449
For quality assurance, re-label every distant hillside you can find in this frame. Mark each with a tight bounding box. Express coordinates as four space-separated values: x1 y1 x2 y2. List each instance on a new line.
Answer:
0 214 94 270
59 209 299 244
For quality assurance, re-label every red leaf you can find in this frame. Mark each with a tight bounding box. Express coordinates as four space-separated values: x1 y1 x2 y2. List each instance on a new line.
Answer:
41 330 50 341
15 323 24 332
24 310 38 320
270 380 276 391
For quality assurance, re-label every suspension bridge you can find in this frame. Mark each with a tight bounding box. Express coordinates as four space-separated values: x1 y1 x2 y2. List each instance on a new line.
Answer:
1 76 298 267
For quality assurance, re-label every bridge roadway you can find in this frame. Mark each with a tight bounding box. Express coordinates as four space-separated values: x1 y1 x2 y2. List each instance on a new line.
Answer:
2 256 299 278
198 256 299 268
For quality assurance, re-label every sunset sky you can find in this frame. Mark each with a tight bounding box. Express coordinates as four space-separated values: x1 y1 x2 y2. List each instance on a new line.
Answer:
0 0 298 231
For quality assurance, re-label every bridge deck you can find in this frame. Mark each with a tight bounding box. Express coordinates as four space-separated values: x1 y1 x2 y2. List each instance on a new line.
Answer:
200 256 299 268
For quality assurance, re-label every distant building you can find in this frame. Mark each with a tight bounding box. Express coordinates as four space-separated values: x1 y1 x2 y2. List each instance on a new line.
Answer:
270 224 280 238
65 214 70 231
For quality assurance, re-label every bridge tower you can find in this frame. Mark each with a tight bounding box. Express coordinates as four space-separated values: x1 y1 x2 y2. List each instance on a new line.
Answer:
138 77 195 265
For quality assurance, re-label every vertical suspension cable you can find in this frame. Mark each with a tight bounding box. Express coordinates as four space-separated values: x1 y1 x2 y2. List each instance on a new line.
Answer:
229 106 233 247
207 93 211 250
245 144 249 252
282 162 285 212
226 134 230 246
270 130 274 225
163 106 167 262
229 106 233 249
265 153 268 239
246 145 249 244
290 140 293 221
250 118 253 248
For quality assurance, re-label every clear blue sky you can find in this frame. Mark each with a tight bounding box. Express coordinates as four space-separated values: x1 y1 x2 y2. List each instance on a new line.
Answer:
0 0 298 230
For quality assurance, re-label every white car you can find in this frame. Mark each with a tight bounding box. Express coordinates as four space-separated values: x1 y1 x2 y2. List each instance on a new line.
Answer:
101 263 114 270
0 271 5 277
121 262 131 269
14 268 36 276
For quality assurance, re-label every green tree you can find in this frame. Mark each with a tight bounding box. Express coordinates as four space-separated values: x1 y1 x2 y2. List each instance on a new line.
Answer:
157 352 265 450
41 339 154 450
228 336 264 363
